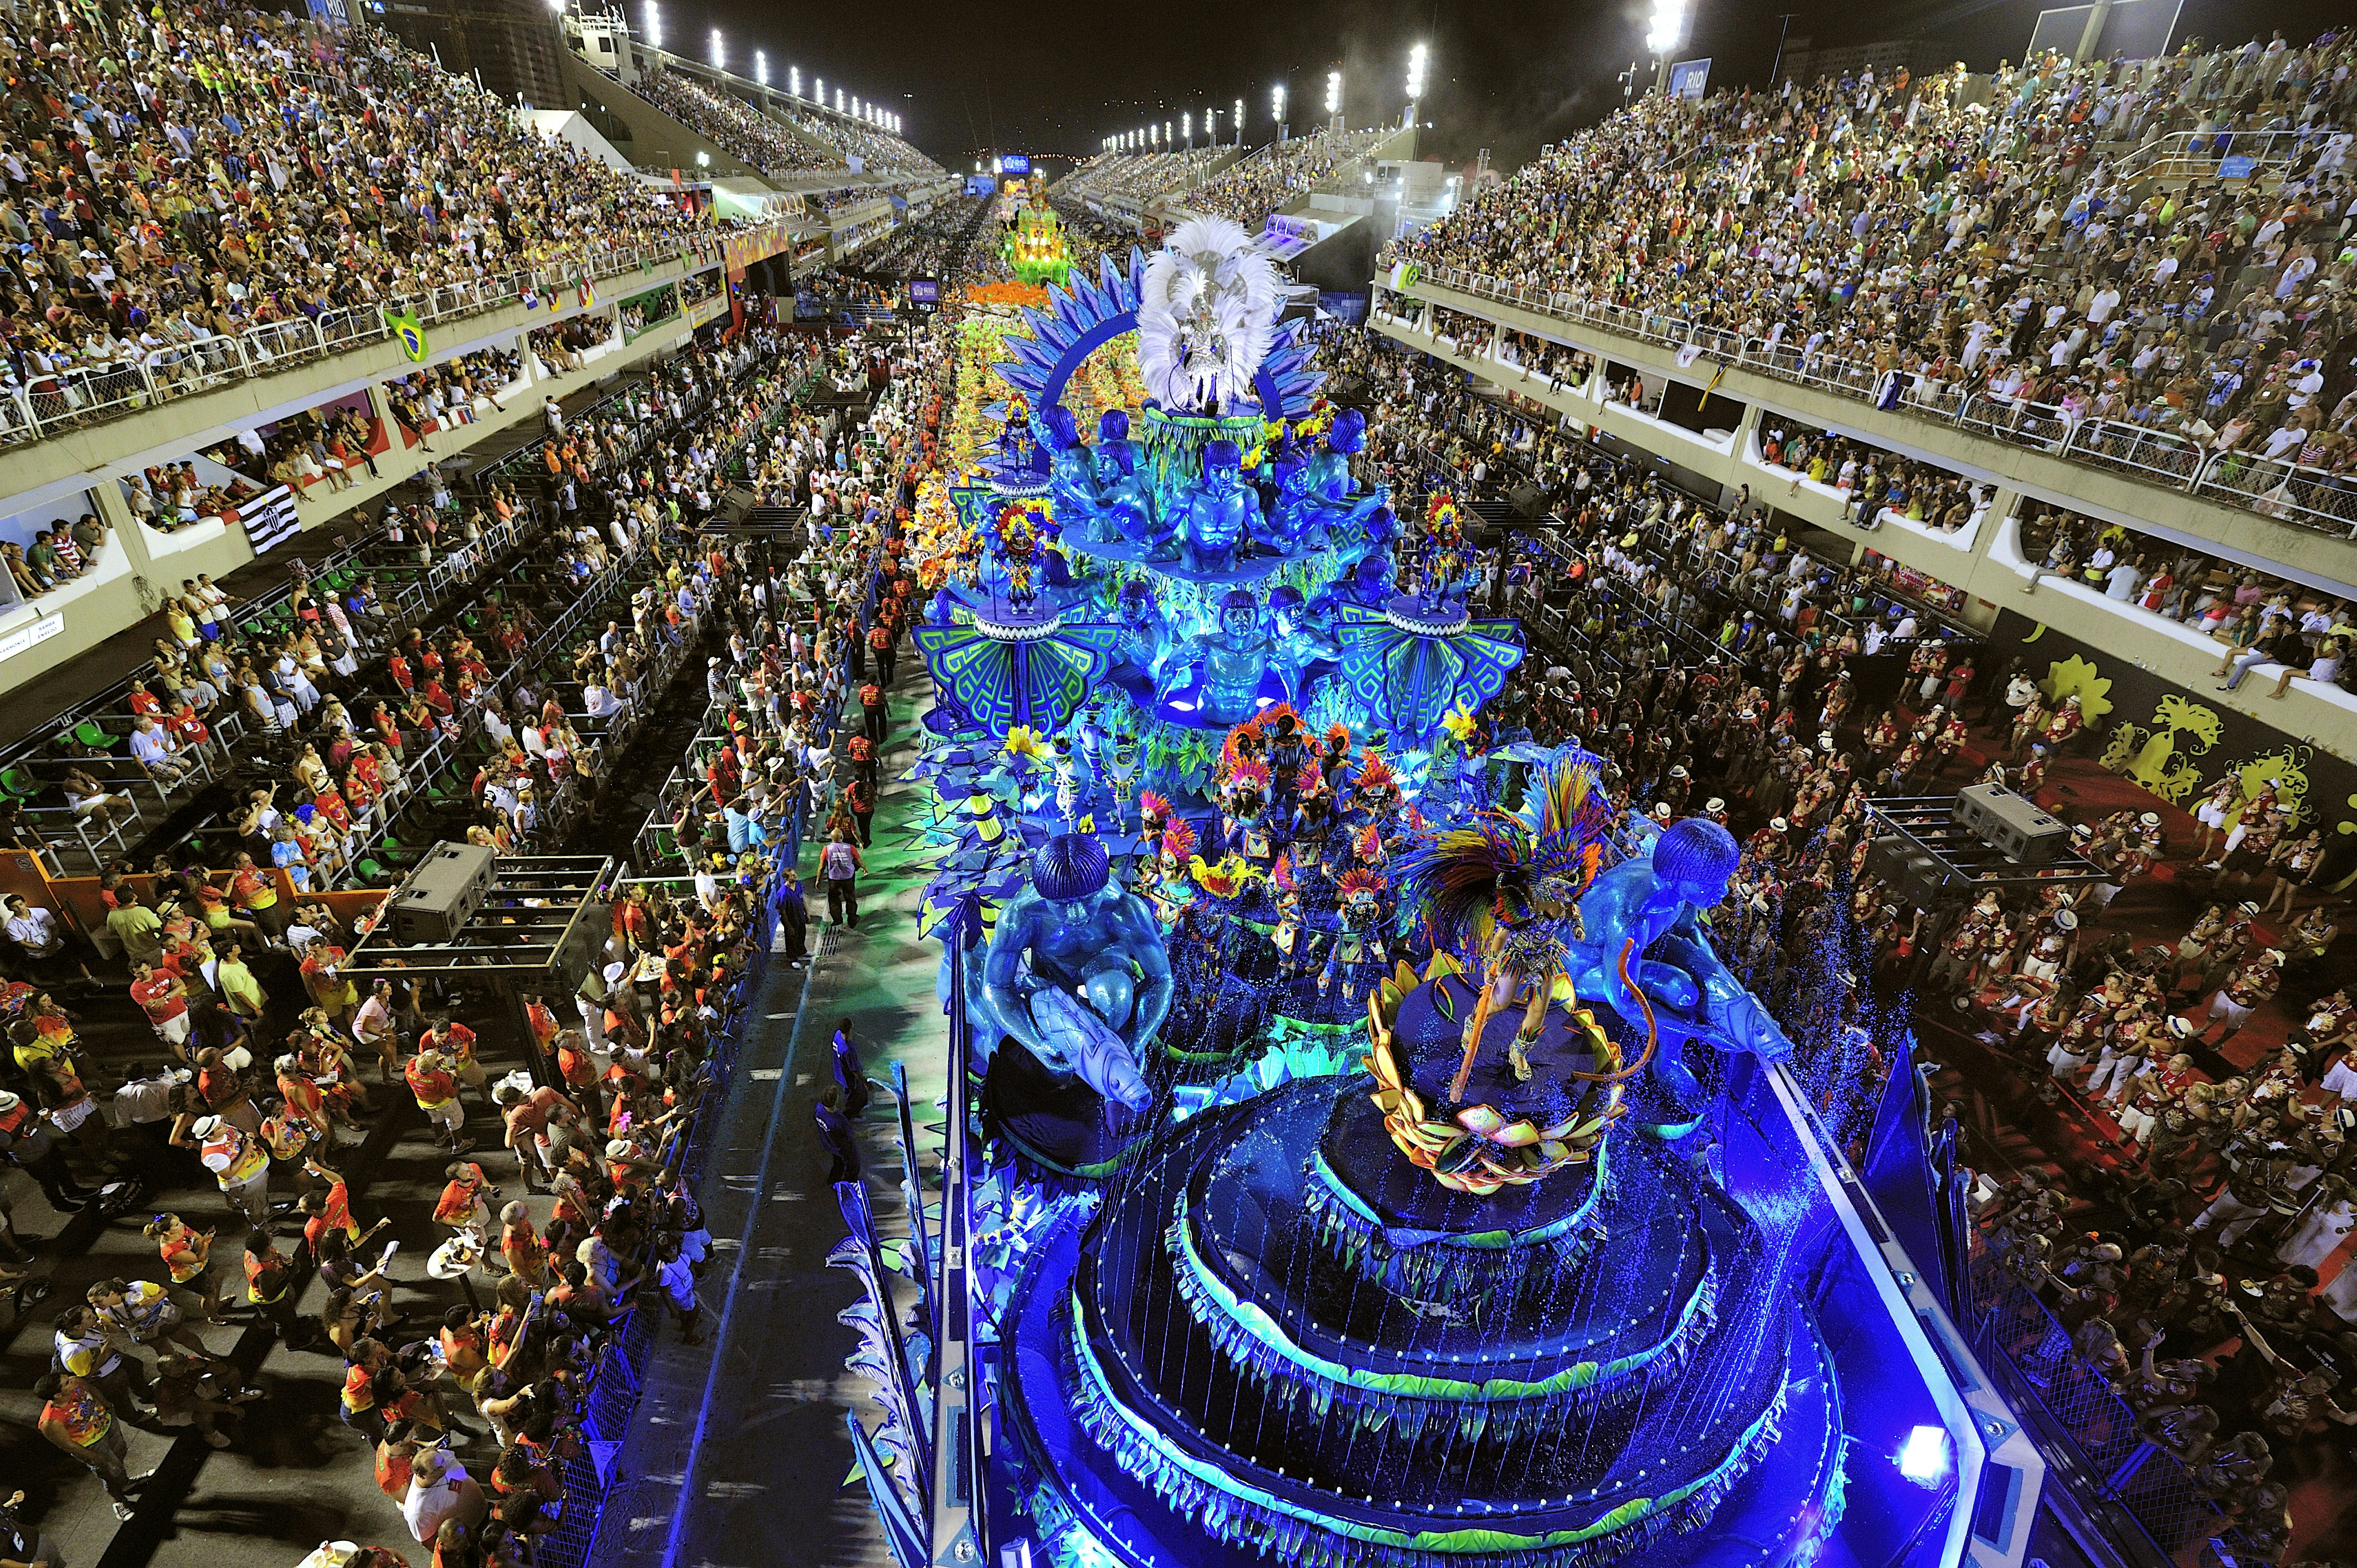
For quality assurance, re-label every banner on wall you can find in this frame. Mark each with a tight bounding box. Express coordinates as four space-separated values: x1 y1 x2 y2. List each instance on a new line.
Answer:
1988 607 2357 849
722 226 794 276
1668 58 1712 100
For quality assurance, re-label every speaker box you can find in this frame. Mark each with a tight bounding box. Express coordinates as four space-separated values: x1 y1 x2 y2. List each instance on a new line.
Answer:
1953 783 2071 865
389 842 499 944
1866 833 1958 900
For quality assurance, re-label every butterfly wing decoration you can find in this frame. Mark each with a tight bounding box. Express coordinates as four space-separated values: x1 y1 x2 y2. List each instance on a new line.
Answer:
912 621 1123 744
1331 605 1526 747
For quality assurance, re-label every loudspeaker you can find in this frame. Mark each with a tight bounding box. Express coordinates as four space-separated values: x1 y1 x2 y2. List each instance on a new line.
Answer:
1953 783 2071 865
1865 833 1958 900
1508 483 1543 519
389 842 499 944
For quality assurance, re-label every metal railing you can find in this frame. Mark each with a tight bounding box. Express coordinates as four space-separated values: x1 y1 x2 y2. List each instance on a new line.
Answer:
0 224 785 454
1389 266 2357 541
1966 1246 2253 1565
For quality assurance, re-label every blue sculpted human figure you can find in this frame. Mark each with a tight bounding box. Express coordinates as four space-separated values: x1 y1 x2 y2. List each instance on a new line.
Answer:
1267 585 1339 688
1171 439 1257 574
1092 411 1162 550
1165 589 1278 725
1042 406 1115 544
1111 580 1176 690
1566 817 1794 1103
1305 410 1387 543
1308 549 1397 622
972 832 1171 1112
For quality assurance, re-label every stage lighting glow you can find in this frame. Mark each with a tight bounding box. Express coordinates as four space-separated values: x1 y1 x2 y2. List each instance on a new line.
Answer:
1898 1426 1951 1486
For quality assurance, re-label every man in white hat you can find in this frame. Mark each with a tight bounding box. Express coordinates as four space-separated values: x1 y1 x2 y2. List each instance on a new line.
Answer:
178 1115 270 1225
2018 907 2077 984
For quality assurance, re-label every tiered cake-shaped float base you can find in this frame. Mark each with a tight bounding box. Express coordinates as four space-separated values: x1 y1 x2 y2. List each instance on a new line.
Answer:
1004 977 1846 1568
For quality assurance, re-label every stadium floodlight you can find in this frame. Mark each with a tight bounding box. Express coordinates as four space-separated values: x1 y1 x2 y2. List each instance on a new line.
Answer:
1272 82 1285 122
789 66 800 97
835 87 845 112
1234 97 1244 141
1646 0 1690 56
1325 70 1341 116
641 0 659 49
994 156 1002 174
813 76 822 106
708 28 721 70
1164 119 1172 143
755 50 767 86
1406 43 1427 102
1181 111 1191 144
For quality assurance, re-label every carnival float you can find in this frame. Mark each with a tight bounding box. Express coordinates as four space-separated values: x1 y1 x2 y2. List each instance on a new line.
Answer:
831 216 2033 1568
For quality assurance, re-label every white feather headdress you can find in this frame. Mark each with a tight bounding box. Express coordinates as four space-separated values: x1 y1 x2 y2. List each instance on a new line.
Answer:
1135 215 1281 413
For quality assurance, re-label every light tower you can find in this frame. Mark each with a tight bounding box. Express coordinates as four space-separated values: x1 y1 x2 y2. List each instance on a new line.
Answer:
1325 69 1341 131
1404 43 1427 130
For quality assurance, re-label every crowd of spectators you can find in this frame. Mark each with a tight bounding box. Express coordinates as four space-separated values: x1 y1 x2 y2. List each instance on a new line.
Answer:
0 1 744 433
1188 125 1388 230
0 283 950 1562
3 509 111 600
775 106 943 179
1391 33 2357 506
640 69 837 178
2019 503 2355 698
1327 316 2357 1556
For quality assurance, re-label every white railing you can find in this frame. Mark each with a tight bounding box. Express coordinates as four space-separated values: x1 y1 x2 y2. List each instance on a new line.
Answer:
0 224 786 455
1392 265 2357 541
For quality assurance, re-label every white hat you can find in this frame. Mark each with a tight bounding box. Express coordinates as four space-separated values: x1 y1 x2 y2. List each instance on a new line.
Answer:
603 961 627 984
605 1138 634 1160
2139 812 2161 827
2167 1016 2198 1039
1705 797 1727 814
2266 949 2284 964
1769 817 1789 832
2054 909 2079 930
2238 900 2261 915
0 1090 17 1113
192 1115 224 1138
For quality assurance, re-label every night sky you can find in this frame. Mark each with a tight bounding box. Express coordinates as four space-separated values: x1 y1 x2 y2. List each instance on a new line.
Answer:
692 0 2349 175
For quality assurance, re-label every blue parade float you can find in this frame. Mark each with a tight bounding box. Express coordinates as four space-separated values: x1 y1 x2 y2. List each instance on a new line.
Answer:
833 218 2041 1568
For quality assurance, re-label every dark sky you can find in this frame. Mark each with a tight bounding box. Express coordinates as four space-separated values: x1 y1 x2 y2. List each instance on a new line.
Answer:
692 0 2348 176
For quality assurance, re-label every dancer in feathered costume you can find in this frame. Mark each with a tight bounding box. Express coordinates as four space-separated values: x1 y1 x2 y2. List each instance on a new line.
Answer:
1394 755 1615 1101
1320 868 1390 1002
1219 759 1275 864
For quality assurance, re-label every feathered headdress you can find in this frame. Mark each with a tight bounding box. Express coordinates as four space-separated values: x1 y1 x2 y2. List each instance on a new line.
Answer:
1160 819 1199 862
1355 754 1398 797
1294 764 1326 797
1393 755 1608 949
1139 789 1174 827
1324 723 1353 750
1226 759 1272 796
1136 215 1282 412
1336 868 1387 901
1189 853 1264 899
1352 823 1384 864
1272 853 1298 894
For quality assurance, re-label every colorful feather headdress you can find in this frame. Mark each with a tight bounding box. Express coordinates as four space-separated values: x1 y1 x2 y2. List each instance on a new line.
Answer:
1354 753 1398 797
1225 759 1272 796
1392 754 1610 949
1138 790 1175 826
1160 819 1199 861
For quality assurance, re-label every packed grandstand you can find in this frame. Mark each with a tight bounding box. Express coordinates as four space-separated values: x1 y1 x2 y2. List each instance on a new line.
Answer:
0 13 2355 1568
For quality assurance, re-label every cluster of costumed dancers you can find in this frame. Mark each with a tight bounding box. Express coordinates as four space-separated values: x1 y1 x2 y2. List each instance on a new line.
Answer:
853 218 1880 1568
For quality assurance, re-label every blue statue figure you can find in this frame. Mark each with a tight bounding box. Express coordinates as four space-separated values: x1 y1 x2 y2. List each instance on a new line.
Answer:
927 587 962 627
972 832 1170 1112
1267 585 1339 682
1566 817 1794 1103
1111 580 1176 689
1308 550 1396 622
1043 406 1115 544
1092 411 1160 550
1267 441 1326 551
1162 589 1279 725
1306 409 1387 543
1171 439 1257 574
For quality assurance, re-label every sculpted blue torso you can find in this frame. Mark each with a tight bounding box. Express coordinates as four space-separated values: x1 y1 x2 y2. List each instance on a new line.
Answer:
973 880 1171 1110
1566 824 1794 1103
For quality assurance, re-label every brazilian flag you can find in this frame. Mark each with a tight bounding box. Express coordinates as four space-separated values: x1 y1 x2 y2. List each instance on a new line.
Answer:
385 307 428 363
